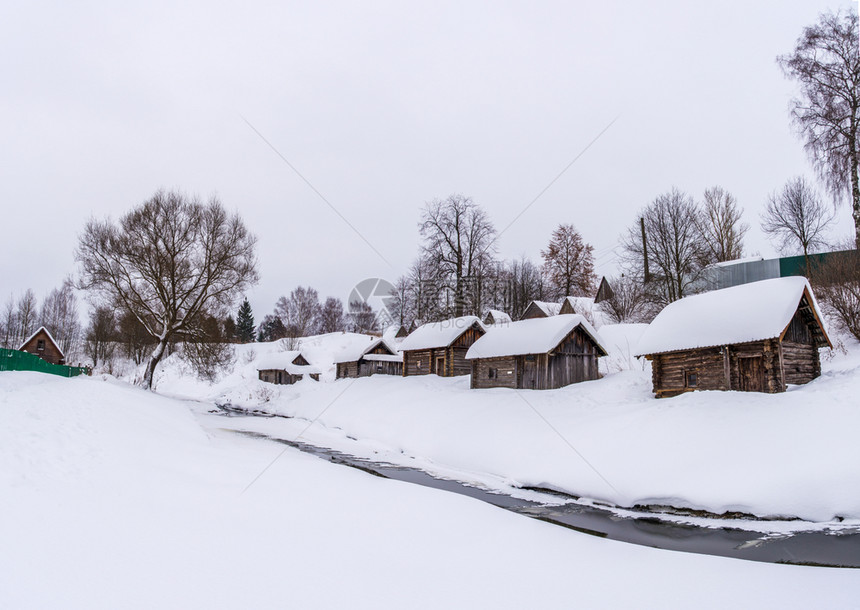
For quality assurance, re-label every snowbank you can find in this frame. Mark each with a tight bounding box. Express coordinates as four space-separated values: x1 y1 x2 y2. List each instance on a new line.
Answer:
2 371 859 608
149 330 860 524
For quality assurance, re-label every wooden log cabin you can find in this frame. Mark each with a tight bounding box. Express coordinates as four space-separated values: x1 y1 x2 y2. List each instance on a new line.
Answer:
519 300 561 320
19 326 65 365
257 351 320 385
400 316 486 377
335 338 403 379
466 314 607 390
635 277 831 398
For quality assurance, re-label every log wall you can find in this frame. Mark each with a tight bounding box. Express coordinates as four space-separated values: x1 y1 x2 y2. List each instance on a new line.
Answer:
471 356 518 389
781 341 820 385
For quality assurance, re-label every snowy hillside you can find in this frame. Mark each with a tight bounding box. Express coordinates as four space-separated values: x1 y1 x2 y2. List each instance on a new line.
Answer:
147 331 860 525
2 371 859 608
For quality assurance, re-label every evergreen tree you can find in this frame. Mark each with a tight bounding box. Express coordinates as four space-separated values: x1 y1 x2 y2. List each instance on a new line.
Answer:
223 315 237 343
236 298 256 343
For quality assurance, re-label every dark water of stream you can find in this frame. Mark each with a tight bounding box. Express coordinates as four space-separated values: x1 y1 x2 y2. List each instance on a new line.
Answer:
223 415 859 569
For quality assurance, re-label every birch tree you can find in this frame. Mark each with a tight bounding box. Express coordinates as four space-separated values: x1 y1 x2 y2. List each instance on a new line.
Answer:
778 9 860 248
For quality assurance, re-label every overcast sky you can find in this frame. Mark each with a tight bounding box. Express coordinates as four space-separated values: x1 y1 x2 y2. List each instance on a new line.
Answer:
1 0 856 319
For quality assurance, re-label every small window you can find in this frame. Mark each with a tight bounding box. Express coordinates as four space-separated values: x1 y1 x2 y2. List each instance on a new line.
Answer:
488 367 497 379
685 371 698 388
525 354 535 362
37 339 45 351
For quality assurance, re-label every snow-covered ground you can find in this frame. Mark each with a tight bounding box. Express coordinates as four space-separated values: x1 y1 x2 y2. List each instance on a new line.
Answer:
149 330 860 526
2 371 859 608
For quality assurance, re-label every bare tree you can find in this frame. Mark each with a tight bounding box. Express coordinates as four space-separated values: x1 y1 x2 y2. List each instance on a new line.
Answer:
40 278 82 359
622 188 708 305
348 300 378 334
274 286 321 338
507 256 546 319
778 10 860 248
16 289 38 347
541 223 596 299
761 177 835 263
810 244 860 341
179 313 234 381
697 186 748 263
598 275 649 323
1 295 17 349
84 306 117 368
77 190 258 389
419 194 497 317
388 276 414 328
318 297 346 333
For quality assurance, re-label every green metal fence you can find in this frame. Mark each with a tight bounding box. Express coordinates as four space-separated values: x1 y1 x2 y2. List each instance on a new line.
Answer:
0 348 90 378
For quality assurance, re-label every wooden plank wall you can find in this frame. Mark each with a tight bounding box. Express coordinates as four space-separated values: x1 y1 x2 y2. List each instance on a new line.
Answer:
471 356 518 389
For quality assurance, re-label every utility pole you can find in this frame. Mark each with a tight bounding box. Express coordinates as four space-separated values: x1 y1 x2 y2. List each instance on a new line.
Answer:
640 217 651 283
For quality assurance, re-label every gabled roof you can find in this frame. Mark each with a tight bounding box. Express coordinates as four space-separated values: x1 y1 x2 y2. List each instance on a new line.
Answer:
483 309 512 325
466 314 608 360
19 326 64 357
333 337 402 364
399 316 485 351
256 351 320 375
528 301 561 317
635 277 831 357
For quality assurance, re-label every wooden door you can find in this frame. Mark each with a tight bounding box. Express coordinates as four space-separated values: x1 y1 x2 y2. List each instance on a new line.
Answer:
434 356 445 376
738 356 764 392
521 357 537 389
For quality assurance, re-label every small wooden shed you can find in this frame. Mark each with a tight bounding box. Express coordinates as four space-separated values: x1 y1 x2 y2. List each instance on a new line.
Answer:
257 351 320 385
335 338 403 379
483 309 512 326
19 326 65 365
519 300 561 321
400 316 486 377
466 314 607 390
636 277 831 398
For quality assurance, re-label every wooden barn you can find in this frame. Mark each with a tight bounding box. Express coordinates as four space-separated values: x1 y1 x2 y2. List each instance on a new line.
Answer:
635 277 831 398
466 314 607 390
519 300 561 320
483 309 512 326
257 351 320 385
19 326 65 365
400 316 486 377
335 338 403 379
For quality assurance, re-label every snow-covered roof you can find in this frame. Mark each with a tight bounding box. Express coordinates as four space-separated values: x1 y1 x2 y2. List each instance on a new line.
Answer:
362 352 403 363
562 296 595 311
332 335 379 364
635 277 831 356
256 351 320 375
18 326 64 357
333 337 402 364
400 316 485 351
466 314 608 360
483 309 512 325
530 301 561 316
561 296 611 328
